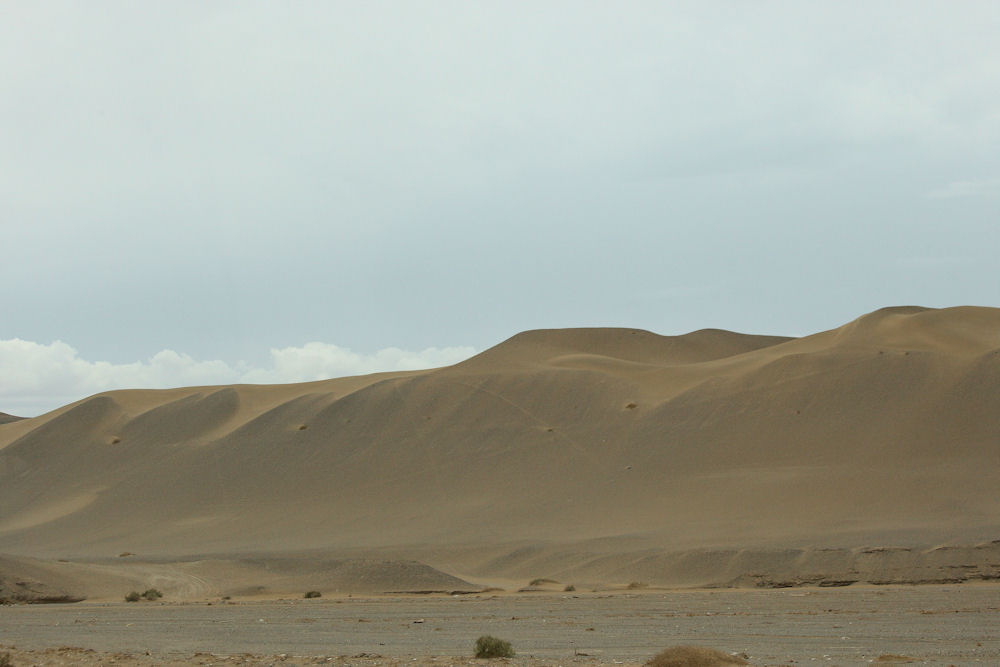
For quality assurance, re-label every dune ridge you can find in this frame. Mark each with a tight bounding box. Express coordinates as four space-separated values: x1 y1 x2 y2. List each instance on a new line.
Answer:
1 305 998 596
0 411 23 425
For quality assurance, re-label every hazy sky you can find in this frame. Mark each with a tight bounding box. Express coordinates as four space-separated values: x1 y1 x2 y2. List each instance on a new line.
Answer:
3 2 999 416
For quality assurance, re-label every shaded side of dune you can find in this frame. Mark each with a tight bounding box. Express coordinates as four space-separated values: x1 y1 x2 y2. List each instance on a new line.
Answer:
0 553 477 602
0 411 24 425
0 555 85 603
432 539 1000 589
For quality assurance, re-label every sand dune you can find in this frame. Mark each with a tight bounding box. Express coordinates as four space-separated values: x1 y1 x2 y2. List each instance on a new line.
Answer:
0 553 474 602
0 411 23 425
1 306 998 596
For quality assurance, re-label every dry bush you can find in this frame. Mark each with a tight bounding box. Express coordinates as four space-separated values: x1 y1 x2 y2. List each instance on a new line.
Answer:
304 590 322 598
645 645 748 667
474 635 515 658
529 578 558 586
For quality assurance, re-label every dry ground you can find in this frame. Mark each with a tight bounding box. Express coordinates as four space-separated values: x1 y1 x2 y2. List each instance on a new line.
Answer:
2 585 998 666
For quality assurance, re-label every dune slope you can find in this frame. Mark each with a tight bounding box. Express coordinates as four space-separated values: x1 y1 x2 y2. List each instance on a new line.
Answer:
1 306 998 591
0 411 23 425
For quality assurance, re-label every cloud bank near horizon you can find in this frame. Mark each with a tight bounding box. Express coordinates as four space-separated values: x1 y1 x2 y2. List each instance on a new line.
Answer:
0 338 476 418
2 3 998 367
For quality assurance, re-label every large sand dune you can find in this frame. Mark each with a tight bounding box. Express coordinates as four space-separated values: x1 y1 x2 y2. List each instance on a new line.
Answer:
1 306 998 596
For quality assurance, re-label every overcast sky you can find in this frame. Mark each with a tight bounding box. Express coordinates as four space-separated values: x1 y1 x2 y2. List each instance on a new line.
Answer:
2 1 999 417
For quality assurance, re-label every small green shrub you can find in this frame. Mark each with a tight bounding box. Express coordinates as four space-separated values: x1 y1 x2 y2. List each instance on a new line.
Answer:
474 635 515 659
304 590 322 598
142 588 163 600
125 591 141 602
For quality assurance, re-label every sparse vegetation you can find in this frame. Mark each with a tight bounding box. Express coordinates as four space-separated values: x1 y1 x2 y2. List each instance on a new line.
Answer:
304 590 322 598
564 584 576 592
474 635 515 659
126 588 162 602
645 645 747 667
529 578 558 586
627 581 647 590
0 651 12 667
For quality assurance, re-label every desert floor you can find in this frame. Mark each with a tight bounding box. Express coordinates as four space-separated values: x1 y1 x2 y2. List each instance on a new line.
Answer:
2 585 998 666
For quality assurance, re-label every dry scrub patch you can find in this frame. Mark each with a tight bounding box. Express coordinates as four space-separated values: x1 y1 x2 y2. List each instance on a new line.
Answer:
645 646 748 667
474 635 515 659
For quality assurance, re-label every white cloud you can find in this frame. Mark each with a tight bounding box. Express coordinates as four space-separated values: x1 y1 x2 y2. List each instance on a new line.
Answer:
240 342 477 384
0 339 475 418
926 177 1000 199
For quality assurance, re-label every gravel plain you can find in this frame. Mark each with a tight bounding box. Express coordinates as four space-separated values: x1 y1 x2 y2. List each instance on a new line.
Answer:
2 585 999 666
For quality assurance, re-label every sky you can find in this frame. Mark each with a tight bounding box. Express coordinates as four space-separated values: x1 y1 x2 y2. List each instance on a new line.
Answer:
2 1 999 417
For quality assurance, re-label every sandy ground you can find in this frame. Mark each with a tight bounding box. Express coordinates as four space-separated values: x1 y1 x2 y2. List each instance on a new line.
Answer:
2 586 999 666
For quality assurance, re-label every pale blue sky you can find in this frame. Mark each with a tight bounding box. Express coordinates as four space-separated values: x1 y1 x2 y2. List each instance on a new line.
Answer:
2 1 999 416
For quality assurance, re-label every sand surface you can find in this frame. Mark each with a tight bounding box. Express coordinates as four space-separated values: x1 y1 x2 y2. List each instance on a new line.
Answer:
1 305 998 596
2 586 999 666
0 412 22 425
